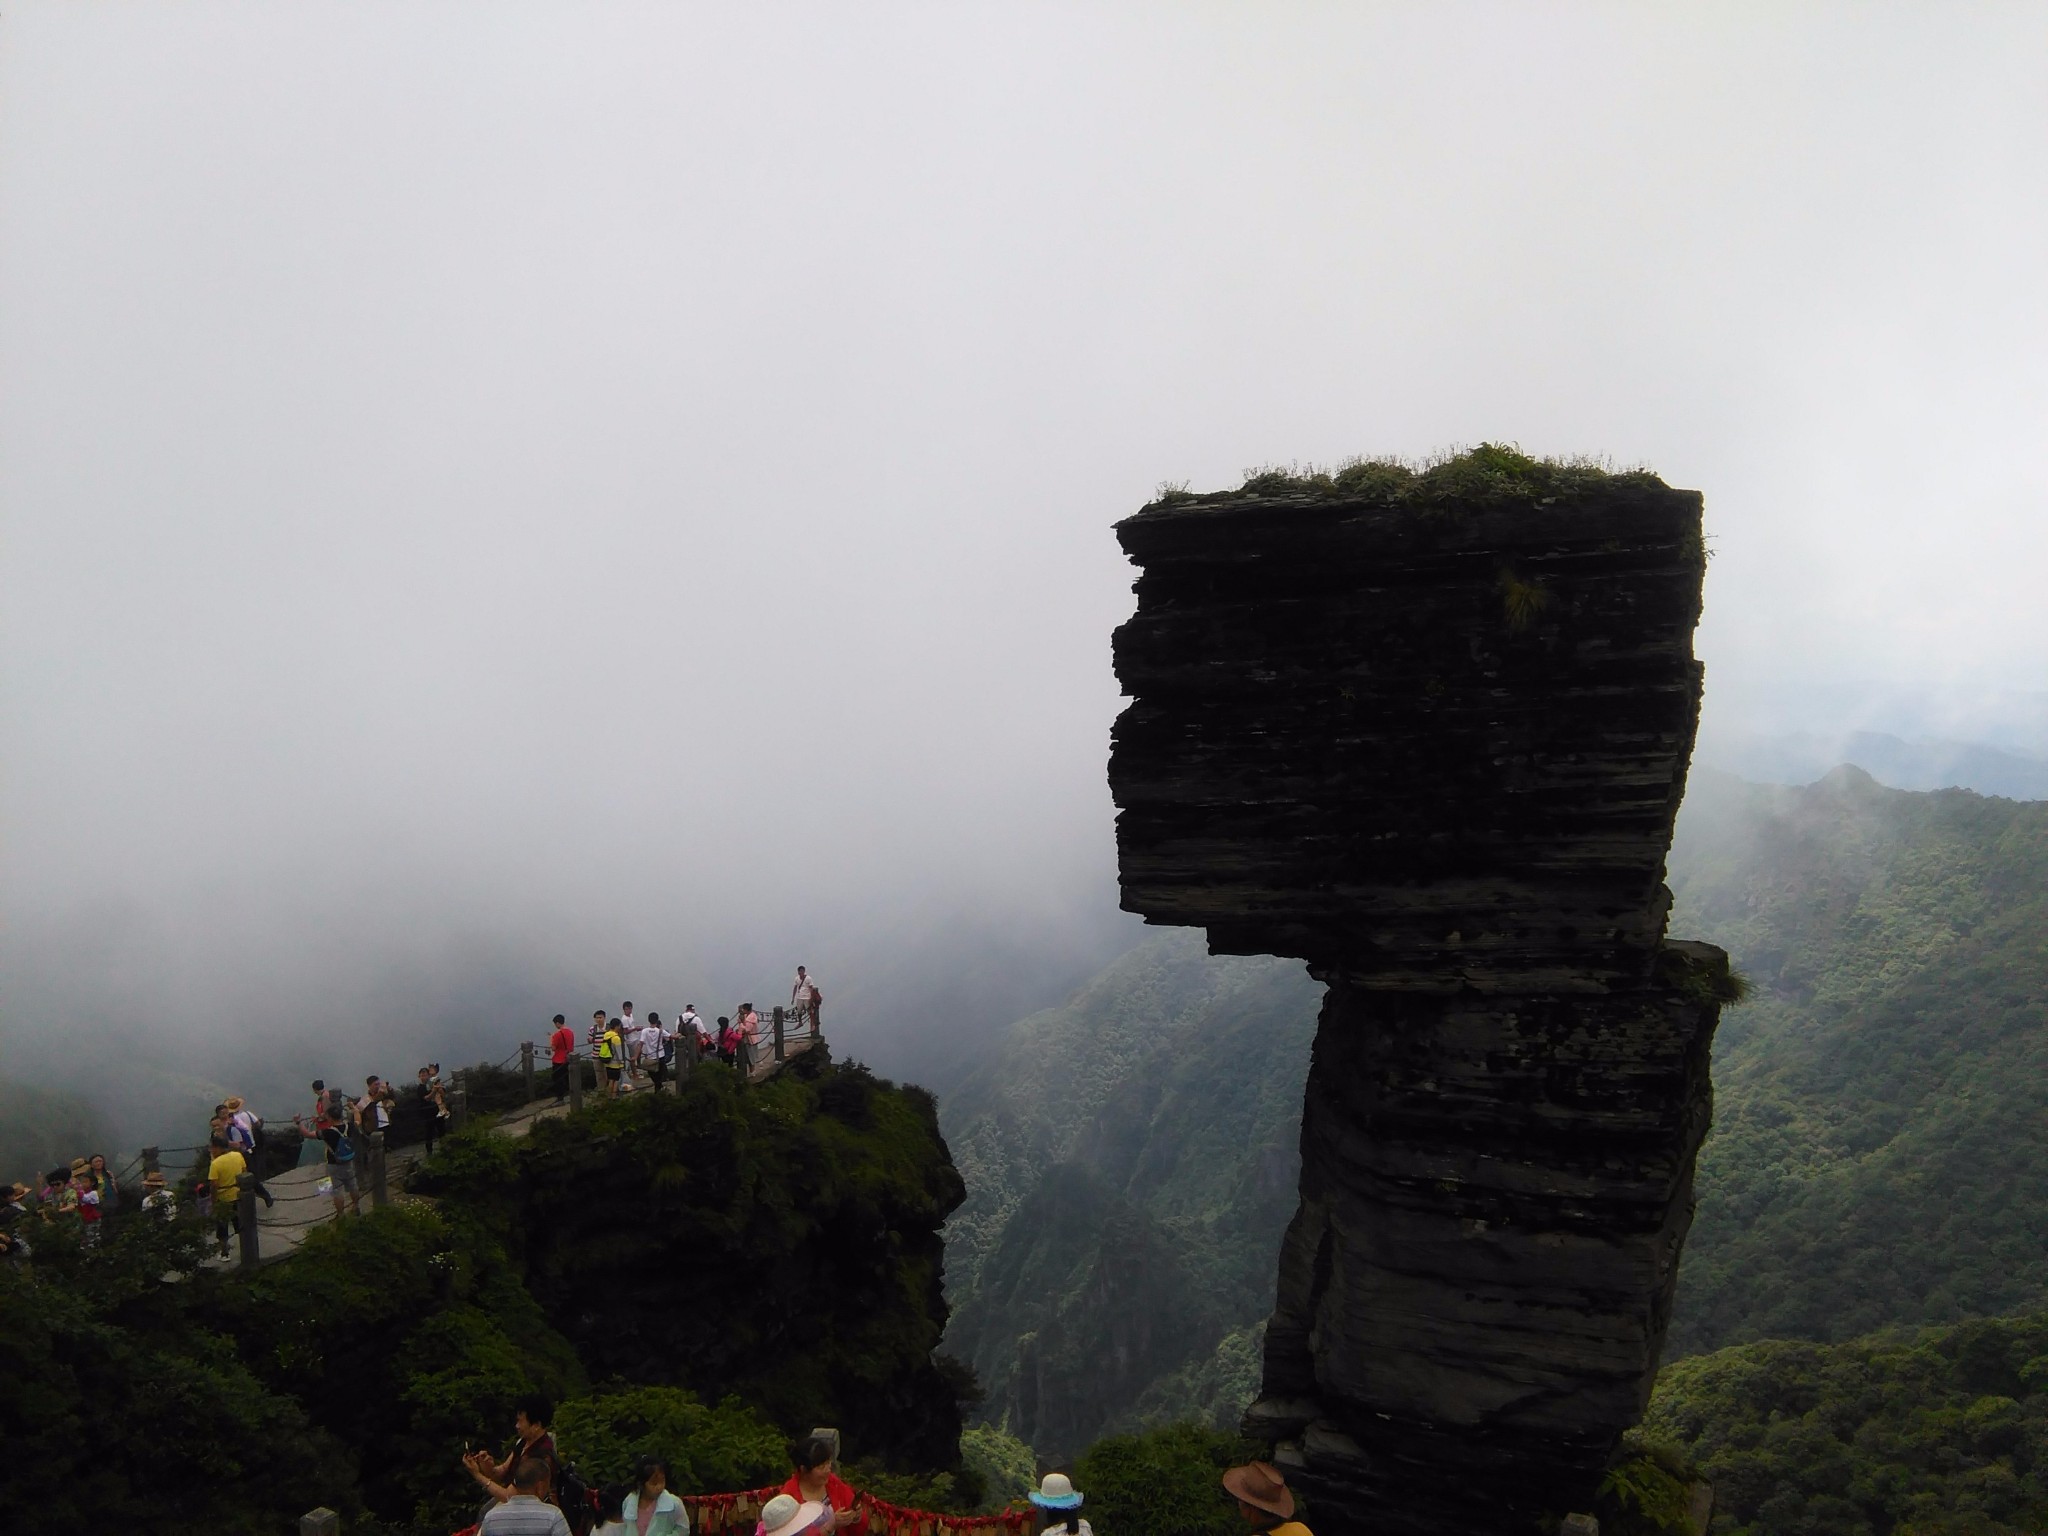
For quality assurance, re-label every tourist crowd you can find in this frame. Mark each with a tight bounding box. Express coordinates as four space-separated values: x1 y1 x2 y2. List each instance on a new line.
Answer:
569 967 820 1104
4 968 828 1267
459 1403 1312 1536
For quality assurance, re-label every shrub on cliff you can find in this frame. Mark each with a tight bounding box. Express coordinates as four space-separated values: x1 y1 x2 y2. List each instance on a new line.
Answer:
1072 1423 1260 1536
419 1057 969 1472
212 1200 584 1529
0 1201 356 1535
959 1423 1039 1511
553 1386 787 1491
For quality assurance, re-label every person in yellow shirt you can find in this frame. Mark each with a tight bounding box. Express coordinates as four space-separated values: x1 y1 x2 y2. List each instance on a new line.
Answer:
1223 1461 1311 1536
208 1134 246 1258
602 1019 625 1098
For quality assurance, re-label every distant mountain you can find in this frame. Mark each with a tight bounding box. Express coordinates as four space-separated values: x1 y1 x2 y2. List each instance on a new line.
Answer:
1695 728 2048 800
938 932 1318 1459
1664 767 2048 1355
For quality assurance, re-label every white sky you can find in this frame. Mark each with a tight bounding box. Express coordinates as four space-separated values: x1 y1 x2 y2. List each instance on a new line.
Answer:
4 4 2044 1069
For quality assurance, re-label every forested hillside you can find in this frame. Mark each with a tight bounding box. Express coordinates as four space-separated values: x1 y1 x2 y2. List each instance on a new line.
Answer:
940 767 2048 1461
1645 1309 2048 1535
1665 768 2048 1355
0 1057 973 1534
938 933 1319 1458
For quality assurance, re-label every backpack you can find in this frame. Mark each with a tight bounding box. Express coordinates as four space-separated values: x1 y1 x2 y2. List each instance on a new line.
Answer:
330 1124 355 1164
556 1462 596 1536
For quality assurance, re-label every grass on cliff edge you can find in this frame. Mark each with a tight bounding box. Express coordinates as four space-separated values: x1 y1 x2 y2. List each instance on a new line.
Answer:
1147 442 1668 510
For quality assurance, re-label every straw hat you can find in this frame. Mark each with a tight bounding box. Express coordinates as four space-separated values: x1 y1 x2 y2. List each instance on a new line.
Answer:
143 1170 168 1189
224 1096 246 1112
69 1157 90 1176
7 1181 29 1201
758 1495 825 1536
1029 1474 1083 1511
1222 1463 1295 1520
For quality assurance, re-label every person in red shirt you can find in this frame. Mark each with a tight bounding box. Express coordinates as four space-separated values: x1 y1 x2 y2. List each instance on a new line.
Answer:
548 1014 576 1105
781 1435 861 1529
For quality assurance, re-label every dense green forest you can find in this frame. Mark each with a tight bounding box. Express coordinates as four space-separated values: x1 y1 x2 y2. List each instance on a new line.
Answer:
1665 768 2048 1355
941 767 2048 1515
0 1057 974 1534
1644 1309 2048 1535
9 764 2042 1530
938 933 1319 1457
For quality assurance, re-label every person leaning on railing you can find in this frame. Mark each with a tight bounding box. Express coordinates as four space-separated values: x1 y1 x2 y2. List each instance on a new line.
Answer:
550 1014 576 1104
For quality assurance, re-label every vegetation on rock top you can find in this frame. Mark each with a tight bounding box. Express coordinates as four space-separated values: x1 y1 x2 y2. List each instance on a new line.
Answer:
1144 443 1669 511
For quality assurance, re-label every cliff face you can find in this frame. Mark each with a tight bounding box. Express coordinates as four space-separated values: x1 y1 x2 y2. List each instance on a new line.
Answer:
1107 454 1732 1534
421 1055 971 1473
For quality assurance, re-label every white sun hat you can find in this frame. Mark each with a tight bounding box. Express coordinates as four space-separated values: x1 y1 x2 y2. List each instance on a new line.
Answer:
760 1495 827 1536
1029 1474 1083 1510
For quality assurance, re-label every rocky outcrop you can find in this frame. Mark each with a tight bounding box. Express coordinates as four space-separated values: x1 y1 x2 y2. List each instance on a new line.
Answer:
1106 455 1733 1534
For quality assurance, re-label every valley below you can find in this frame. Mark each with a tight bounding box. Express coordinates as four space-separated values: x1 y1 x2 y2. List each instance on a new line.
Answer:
938 766 2048 1533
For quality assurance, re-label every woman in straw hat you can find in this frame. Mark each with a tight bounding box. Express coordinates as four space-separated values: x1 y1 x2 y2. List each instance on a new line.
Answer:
1222 1462 1311 1536
140 1169 177 1220
1028 1474 1092 1536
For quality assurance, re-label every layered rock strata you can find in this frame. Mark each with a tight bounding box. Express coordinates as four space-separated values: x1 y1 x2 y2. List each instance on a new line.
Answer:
1107 466 1731 1534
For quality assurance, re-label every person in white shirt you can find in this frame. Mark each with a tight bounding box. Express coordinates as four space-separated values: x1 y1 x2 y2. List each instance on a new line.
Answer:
792 966 821 1033
679 1005 707 1057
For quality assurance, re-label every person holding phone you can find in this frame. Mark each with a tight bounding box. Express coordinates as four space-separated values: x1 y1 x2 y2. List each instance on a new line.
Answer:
781 1435 861 1530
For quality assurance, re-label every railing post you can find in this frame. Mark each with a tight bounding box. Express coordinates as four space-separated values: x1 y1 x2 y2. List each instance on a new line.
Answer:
236 1172 260 1268
521 1040 536 1102
141 1145 160 1178
773 1006 787 1062
568 1052 585 1111
449 1084 468 1132
369 1132 389 1207
300 1507 341 1536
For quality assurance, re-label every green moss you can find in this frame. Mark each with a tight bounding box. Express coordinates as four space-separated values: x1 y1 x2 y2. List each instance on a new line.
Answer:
1142 444 1667 513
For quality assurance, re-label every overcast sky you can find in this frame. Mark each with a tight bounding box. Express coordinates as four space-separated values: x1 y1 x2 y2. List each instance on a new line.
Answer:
4 4 2044 1089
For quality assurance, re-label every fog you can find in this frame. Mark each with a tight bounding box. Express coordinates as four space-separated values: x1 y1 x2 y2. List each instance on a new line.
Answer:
4 5 2044 1139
